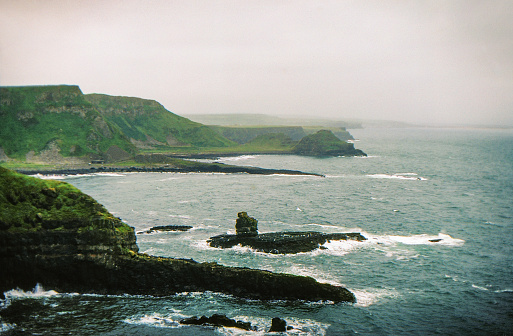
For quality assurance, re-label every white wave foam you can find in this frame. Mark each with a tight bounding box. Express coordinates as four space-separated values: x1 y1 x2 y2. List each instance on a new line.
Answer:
388 233 465 246
352 288 400 307
367 173 427 181
168 214 191 219
219 155 257 161
31 174 67 180
313 239 367 257
0 322 15 333
177 199 198 204
123 313 182 328
471 284 489 291
3 283 60 299
191 239 213 251
93 172 125 177
494 288 513 293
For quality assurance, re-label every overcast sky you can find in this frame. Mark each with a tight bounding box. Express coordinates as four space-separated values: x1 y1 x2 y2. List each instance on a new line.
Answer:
1 0 512 126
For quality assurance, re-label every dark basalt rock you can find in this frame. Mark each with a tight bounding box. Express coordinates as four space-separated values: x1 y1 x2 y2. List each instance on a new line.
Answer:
268 317 288 332
208 231 367 254
235 211 258 236
292 130 367 157
138 225 193 234
17 163 324 177
180 314 255 331
0 168 356 303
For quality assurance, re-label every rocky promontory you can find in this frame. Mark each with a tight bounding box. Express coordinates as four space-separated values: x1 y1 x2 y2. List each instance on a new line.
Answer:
0 167 355 303
293 130 366 157
208 212 366 254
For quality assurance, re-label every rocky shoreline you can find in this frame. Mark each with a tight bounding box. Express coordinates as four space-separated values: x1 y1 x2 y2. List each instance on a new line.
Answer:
0 167 354 303
16 163 323 177
208 231 367 254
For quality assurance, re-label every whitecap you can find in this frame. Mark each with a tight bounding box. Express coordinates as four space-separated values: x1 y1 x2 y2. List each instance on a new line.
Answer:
471 284 489 291
168 214 191 219
388 233 465 246
352 288 400 307
366 173 427 181
123 313 182 328
312 239 367 257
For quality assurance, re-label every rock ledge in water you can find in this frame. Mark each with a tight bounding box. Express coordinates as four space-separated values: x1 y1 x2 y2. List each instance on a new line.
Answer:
138 225 192 234
180 314 255 331
208 231 366 254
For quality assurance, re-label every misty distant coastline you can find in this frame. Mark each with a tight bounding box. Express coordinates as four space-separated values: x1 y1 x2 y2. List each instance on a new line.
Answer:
184 113 513 130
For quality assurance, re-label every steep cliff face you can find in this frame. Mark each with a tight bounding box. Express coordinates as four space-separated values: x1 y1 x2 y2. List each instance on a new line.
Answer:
0 85 236 163
0 167 355 302
85 94 236 149
0 167 139 293
0 85 136 162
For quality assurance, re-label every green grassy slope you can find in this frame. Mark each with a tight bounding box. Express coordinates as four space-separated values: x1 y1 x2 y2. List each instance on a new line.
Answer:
0 166 132 233
0 86 135 160
209 126 307 144
236 133 296 152
85 94 236 149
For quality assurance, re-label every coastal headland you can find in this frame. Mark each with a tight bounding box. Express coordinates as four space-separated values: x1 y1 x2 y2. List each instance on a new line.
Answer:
0 167 355 303
0 85 366 172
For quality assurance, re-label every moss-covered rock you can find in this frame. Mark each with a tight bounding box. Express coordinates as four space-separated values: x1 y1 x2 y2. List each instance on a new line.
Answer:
235 211 258 236
293 130 366 156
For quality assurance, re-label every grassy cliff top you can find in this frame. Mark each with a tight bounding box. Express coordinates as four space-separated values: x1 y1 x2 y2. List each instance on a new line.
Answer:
0 167 131 233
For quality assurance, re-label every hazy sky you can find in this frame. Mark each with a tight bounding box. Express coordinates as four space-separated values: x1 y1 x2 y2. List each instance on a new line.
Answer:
1 0 512 126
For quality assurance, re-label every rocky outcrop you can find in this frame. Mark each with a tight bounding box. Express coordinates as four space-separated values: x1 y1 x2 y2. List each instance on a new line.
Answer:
235 211 258 236
138 225 193 234
209 212 366 253
292 130 366 156
0 167 355 303
209 231 367 254
180 314 255 331
269 317 289 332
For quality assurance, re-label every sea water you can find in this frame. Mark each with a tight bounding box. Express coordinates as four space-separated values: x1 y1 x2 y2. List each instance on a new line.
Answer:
1 127 512 335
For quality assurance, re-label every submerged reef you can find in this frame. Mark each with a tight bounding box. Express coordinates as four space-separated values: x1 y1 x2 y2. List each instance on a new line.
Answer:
0 167 355 303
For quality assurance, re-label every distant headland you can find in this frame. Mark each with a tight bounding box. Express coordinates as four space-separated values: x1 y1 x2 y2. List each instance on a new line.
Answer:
0 85 366 173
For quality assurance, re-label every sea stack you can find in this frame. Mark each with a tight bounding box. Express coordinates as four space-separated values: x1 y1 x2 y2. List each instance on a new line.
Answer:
235 211 258 236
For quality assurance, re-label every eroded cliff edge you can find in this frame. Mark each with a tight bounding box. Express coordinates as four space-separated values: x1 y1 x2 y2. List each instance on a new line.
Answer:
0 167 355 303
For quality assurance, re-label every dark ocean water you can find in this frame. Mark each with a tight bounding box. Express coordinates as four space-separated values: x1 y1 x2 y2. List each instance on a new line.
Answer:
2 127 512 335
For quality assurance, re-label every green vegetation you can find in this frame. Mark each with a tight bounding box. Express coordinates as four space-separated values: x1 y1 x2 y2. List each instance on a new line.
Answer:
0 166 131 233
0 85 365 167
0 85 136 160
210 126 306 144
293 130 365 156
236 133 296 152
85 94 236 149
